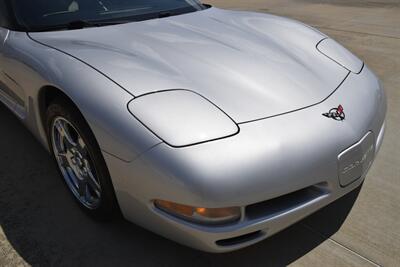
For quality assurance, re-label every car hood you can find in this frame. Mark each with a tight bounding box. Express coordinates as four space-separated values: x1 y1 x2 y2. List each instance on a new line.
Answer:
30 7 349 123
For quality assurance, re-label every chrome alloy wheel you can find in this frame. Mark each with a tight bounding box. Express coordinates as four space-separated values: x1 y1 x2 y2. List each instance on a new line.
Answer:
51 117 102 209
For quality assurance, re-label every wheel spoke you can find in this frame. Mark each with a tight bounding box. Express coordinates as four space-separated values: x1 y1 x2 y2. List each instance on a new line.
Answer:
66 167 80 189
55 120 76 148
86 170 101 197
76 137 88 157
54 120 66 139
57 152 69 167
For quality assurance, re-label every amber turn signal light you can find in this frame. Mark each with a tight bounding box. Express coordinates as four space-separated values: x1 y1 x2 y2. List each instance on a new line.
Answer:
154 200 241 225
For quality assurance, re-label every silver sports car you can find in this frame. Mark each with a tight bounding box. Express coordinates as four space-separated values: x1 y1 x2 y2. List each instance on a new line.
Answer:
0 0 386 252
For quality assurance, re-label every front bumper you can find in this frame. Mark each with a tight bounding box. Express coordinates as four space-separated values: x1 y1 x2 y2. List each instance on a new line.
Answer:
103 65 386 252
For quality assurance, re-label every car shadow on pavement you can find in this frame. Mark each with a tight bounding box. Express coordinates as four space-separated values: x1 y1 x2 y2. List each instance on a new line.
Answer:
0 104 361 267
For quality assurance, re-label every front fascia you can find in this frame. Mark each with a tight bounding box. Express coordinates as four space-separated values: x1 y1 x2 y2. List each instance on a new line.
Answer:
106 64 386 214
102 65 386 252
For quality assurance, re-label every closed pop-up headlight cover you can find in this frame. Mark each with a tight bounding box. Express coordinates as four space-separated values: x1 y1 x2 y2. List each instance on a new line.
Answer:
128 90 240 147
317 38 364 74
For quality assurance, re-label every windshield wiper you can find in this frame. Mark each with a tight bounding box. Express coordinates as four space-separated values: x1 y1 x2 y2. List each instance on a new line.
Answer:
66 19 128 29
66 20 100 29
158 11 173 18
29 19 131 32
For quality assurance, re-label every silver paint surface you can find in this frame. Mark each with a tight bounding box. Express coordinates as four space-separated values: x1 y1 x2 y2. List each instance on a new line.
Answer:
0 7 386 252
29 8 349 123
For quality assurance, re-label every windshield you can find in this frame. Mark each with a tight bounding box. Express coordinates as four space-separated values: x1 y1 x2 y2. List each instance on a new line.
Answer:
10 0 206 31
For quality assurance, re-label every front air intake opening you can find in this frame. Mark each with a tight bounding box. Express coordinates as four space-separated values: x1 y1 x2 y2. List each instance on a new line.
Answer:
246 184 329 220
216 230 264 247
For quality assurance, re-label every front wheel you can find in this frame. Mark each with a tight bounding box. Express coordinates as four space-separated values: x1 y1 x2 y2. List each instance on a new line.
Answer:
46 98 119 220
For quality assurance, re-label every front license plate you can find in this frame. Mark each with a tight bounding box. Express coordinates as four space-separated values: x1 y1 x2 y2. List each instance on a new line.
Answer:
338 131 375 187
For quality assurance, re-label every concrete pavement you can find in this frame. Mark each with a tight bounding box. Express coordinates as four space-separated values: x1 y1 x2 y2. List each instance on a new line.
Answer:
1 1 399 266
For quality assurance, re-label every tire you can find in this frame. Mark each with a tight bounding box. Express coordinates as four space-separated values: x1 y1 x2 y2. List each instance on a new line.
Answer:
46 97 120 220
